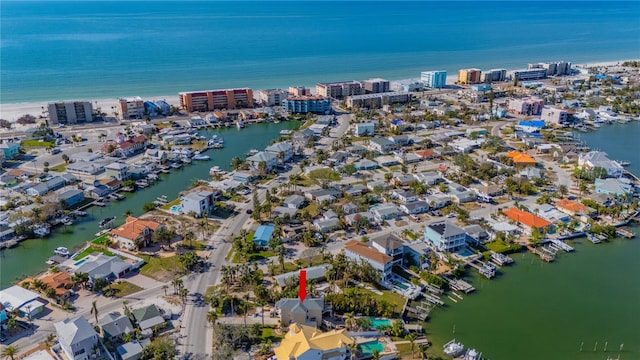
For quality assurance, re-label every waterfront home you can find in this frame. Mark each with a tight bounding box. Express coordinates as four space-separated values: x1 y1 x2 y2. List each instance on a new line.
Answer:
98 312 134 341
26 176 66 197
502 207 552 234
594 177 634 196
144 149 168 163
69 253 133 282
57 189 85 209
274 298 325 327
67 161 105 177
487 221 519 237
274 264 331 288
368 137 398 154
55 317 99 360
163 133 192 146
181 188 220 217
400 200 429 215
99 178 123 192
344 240 393 281
371 233 404 265
246 151 278 173
131 304 166 337
555 198 596 218
403 241 431 270
292 128 315 149
39 272 73 301
254 224 275 248
265 141 294 163
104 161 131 181
110 216 164 250
464 224 489 244
541 107 570 125
532 204 571 223
283 194 306 209
424 220 469 252
0 140 20 160
371 203 402 222
578 151 624 178
0 285 46 317
84 184 110 199
273 323 355 360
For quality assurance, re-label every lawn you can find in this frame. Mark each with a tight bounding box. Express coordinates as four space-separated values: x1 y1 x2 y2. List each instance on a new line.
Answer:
261 325 283 343
21 139 55 148
49 163 67 172
302 203 319 217
485 241 522 254
308 168 341 184
139 255 186 282
91 233 110 246
232 249 275 263
110 281 144 298
269 261 303 276
73 246 114 260
160 198 181 210
380 290 407 313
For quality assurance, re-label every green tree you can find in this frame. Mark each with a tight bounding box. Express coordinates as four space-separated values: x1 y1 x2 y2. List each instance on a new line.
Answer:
142 202 156 212
141 336 176 360
90 300 99 324
1 345 19 360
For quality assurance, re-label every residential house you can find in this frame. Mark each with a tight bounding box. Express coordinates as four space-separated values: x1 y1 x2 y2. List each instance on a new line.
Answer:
578 151 624 177
246 151 278 173
355 159 379 171
0 285 45 317
344 240 393 281
450 188 477 204
403 242 431 270
366 180 390 192
283 194 306 209
57 189 85 209
306 188 342 202
274 264 332 288
66 162 105 177
370 233 404 265
343 184 366 197
72 254 133 282
426 194 451 209
344 212 377 227
254 224 275 247
376 155 399 167
342 202 358 215
464 225 489 244
502 207 553 234
414 171 443 185
506 151 537 166
98 312 134 341
368 137 397 154
327 151 349 165
292 129 315 149
104 162 130 181
391 174 417 187
117 342 144 360
0 140 20 161
110 216 164 250
26 176 66 197
144 149 168 163
424 221 469 252
274 298 325 327
415 149 439 160
400 200 429 215
391 189 418 203
387 135 413 146
555 198 596 217
354 122 376 136
273 323 355 360
181 190 218 217
131 304 166 337
54 317 99 360
40 272 73 301
371 203 402 222
313 218 341 233
594 178 633 196
265 142 294 163
396 152 421 164
533 204 571 223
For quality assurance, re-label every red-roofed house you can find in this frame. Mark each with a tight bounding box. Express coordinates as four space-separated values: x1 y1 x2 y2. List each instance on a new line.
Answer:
110 216 164 250
502 207 552 234
415 149 439 159
555 198 596 219
102 135 149 158
506 151 537 165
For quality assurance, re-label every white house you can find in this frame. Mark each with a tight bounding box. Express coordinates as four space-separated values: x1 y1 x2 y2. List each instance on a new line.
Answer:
55 317 99 360
578 151 624 177
265 141 294 163
344 240 392 281
400 200 429 215
246 151 278 172
354 122 376 136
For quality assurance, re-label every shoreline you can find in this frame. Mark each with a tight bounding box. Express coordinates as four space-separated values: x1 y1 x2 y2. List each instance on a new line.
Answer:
1 59 636 124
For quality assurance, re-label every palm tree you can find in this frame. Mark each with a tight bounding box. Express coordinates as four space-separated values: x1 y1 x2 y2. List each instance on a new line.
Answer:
198 219 208 240
371 349 381 360
406 333 417 358
162 285 169 296
184 230 196 248
1 344 19 360
90 300 99 324
206 310 218 326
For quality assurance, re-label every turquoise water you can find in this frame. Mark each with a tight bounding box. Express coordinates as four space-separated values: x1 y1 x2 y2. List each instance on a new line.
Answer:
359 340 385 355
2 1 639 103
370 318 391 329
393 280 409 291
170 205 182 213
73 258 87 267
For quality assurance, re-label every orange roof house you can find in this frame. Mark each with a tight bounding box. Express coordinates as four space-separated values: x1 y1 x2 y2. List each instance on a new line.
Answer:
41 272 73 299
110 216 164 250
555 199 595 216
416 149 438 159
503 207 552 231
506 151 537 165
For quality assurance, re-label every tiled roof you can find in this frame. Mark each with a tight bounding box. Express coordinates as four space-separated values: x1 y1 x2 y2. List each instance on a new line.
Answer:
110 216 161 241
555 199 589 213
344 240 393 265
503 207 551 229
506 151 537 164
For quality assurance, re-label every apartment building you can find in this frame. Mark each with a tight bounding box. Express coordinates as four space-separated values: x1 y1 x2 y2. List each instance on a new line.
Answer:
179 88 254 112
345 92 410 109
507 97 545 115
482 69 507 83
117 97 145 120
362 78 390 93
510 68 548 81
316 81 362 99
528 61 572 76
420 70 447 88
458 68 482 85
257 89 290 106
541 107 570 125
282 96 332 114
288 86 311 97
47 101 93 125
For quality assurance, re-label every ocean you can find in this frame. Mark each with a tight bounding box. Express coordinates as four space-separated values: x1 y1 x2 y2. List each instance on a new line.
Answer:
1 1 639 104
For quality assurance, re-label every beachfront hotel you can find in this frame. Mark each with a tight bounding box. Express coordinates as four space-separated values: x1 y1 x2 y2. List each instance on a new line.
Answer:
117 96 145 120
345 91 411 109
362 78 391 93
256 89 290 107
47 101 93 125
509 68 548 81
420 70 447 88
528 61 572 76
458 68 483 85
482 69 507 83
282 95 332 114
315 81 363 99
179 88 254 112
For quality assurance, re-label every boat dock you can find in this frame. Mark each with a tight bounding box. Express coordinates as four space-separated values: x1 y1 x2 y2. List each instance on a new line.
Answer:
586 233 601 244
448 278 475 293
466 260 497 279
527 245 554 262
616 229 635 239
547 239 574 252
490 251 514 266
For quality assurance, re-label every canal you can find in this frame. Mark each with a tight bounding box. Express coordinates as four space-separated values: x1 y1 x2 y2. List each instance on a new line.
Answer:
427 122 640 359
0 121 299 288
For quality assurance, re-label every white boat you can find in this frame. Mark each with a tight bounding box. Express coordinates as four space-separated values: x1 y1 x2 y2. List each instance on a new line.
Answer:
33 224 51 238
209 166 226 175
246 149 259 156
99 216 116 229
62 217 74 226
236 121 245 129
443 339 465 357
72 210 87 217
280 129 292 135
464 348 481 360
54 247 70 257
193 154 210 161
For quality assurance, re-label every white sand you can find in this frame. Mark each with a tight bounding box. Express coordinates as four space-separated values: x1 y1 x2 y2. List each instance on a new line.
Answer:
0 95 180 123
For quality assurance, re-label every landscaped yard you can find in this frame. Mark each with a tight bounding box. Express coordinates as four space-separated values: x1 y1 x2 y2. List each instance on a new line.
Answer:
302 203 319 217
139 254 186 282
308 168 341 184
110 281 144 298
485 241 522 254
232 249 275 263
73 246 114 260
261 325 283 343
21 139 55 148
91 233 110 246
49 163 67 172
160 198 181 210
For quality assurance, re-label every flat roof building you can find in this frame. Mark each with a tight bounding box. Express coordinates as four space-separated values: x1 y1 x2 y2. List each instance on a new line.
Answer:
421 70 447 88
179 88 253 112
510 68 548 81
117 97 145 120
316 81 362 99
47 101 93 125
482 69 507 83
257 89 290 107
283 96 332 114
345 91 410 109
362 78 390 93
458 68 482 85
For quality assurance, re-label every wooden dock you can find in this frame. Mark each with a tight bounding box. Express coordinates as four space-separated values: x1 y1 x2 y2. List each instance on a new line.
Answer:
527 245 554 262
615 229 635 239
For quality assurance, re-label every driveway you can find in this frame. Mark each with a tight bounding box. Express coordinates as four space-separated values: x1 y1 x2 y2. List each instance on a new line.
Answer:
122 273 165 289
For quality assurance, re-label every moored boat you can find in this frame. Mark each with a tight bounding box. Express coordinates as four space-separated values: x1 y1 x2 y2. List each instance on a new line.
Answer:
99 216 116 229
33 224 51 238
54 247 70 257
193 154 210 161
443 339 465 357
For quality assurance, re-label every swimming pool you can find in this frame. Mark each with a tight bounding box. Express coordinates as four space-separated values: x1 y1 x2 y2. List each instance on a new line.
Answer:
393 280 409 290
170 205 182 212
370 318 391 329
359 340 385 355
74 258 88 267
458 248 475 257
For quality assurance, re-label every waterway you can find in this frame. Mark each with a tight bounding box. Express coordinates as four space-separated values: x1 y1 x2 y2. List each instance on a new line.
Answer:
427 121 640 359
0 121 299 288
